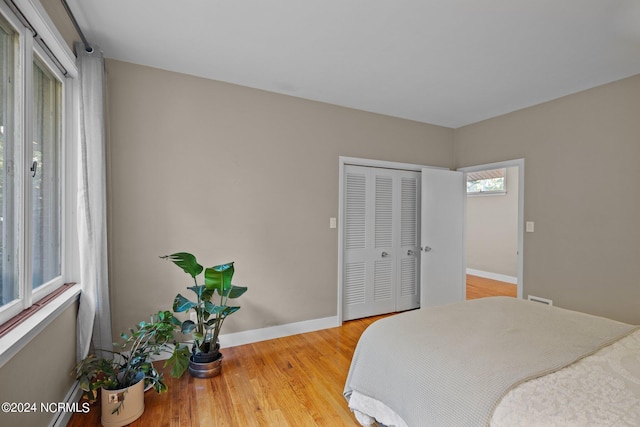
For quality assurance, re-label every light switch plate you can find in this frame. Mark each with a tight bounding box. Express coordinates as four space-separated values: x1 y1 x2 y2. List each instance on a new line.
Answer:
329 217 337 229
526 221 535 232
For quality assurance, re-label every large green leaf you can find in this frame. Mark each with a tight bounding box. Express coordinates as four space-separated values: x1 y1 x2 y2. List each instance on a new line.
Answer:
173 294 197 313
165 344 190 378
187 284 212 300
204 262 234 292
180 320 196 334
225 306 241 316
226 285 247 299
204 301 227 315
162 252 203 278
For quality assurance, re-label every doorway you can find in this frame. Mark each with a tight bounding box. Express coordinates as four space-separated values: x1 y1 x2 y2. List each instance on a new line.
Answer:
458 159 524 300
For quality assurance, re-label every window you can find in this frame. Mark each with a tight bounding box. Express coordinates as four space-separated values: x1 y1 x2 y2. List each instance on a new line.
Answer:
466 168 506 195
32 56 62 290
0 1 72 327
0 12 18 312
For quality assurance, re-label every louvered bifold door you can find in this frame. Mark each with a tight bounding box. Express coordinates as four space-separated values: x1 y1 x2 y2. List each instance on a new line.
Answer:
343 165 380 321
343 165 421 321
371 171 395 315
343 166 368 320
343 166 396 320
396 171 421 311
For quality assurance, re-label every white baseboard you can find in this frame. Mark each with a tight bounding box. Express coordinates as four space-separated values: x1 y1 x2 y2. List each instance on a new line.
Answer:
466 268 517 285
50 381 83 427
219 316 340 348
149 315 340 362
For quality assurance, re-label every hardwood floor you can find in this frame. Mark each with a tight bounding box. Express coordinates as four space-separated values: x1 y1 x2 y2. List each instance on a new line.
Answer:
67 277 513 426
67 315 386 427
466 274 517 300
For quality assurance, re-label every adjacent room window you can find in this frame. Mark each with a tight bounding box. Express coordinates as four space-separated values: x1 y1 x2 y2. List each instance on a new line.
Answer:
0 4 68 326
466 168 506 195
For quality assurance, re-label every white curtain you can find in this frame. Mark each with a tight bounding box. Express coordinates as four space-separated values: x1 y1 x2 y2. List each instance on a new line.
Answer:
75 43 112 360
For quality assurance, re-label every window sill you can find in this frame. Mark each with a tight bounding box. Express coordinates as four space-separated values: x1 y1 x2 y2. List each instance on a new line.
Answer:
0 283 81 369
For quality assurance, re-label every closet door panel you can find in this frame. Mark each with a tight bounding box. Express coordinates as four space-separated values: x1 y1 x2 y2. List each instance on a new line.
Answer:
368 170 395 314
343 166 372 320
397 172 421 311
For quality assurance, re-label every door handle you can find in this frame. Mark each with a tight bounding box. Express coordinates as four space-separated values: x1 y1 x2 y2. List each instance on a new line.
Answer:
381 251 389 258
407 250 415 256
422 246 432 252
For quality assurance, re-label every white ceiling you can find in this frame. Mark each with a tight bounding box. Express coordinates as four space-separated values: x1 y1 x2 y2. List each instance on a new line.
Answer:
67 0 640 128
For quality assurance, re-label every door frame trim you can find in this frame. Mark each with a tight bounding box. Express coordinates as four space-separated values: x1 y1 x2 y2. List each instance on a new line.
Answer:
337 157 445 323
457 158 525 299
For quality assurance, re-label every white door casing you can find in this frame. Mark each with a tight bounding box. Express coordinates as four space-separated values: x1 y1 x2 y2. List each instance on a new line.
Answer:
420 168 466 307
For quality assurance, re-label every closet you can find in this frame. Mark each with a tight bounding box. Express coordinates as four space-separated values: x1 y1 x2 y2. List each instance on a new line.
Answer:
342 165 421 320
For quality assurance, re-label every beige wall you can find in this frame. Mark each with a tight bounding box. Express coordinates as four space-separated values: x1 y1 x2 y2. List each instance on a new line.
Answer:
0 303 78 427
455 74 640 324
40 0 640 339
466 166 518 277
105 59 454 337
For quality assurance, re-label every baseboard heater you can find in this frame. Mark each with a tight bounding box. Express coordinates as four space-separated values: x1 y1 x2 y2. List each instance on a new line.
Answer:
527 295 553 306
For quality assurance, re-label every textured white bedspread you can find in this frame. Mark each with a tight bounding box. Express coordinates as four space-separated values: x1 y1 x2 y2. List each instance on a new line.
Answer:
344 297 637 427
349 329 640 427
491 328 640 426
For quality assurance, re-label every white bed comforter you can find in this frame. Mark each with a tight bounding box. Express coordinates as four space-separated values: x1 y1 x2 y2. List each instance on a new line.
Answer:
344 297 638 427
491 327 640 426
349 328 640 427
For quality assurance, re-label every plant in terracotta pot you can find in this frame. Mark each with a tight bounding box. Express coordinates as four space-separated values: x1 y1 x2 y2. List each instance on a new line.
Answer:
73 311 189 426
160 252 247 378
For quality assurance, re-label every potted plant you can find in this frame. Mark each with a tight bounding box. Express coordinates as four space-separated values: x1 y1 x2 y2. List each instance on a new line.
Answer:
73 310 189 427
160 252 248 378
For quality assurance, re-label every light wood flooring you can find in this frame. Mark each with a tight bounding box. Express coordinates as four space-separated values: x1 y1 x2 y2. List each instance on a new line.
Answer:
67 276 513 426
466 274 517 300
67 314 385 427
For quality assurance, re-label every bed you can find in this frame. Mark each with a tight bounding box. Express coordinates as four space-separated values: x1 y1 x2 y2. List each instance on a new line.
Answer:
343 297 640 426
